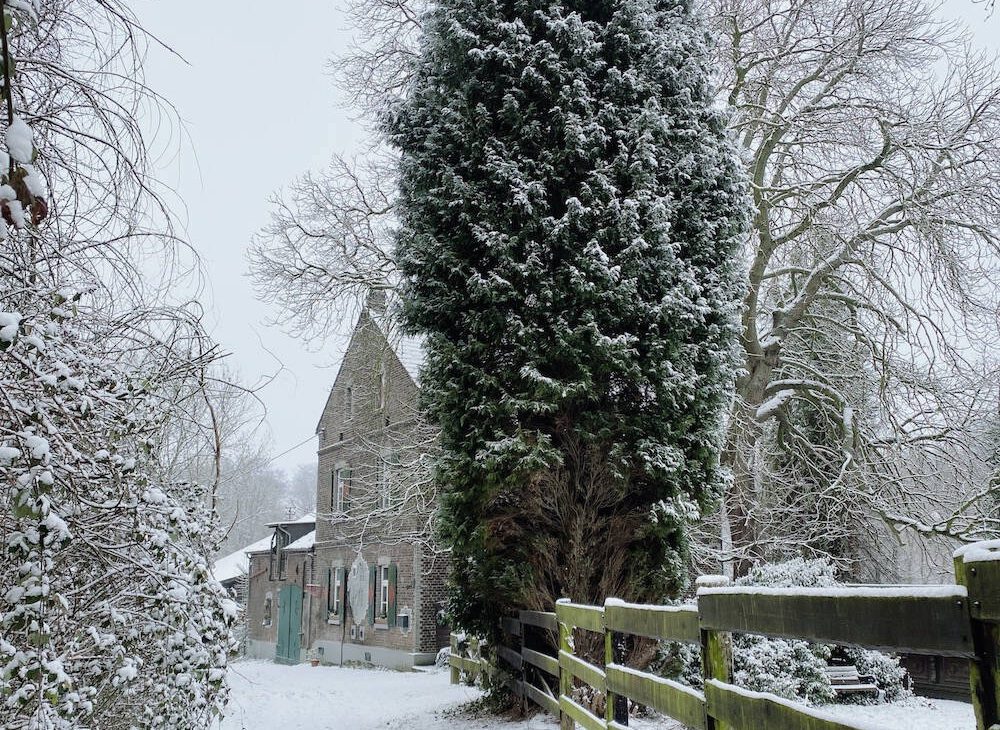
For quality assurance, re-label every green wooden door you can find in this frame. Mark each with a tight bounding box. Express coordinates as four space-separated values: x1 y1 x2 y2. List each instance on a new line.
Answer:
275 584 303 664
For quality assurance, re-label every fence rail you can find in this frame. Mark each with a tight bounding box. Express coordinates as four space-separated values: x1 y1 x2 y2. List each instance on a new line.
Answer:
449 542 1000 730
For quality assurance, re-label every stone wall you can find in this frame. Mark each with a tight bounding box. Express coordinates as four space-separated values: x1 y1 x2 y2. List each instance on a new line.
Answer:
305 310 449 667
245 549 315 661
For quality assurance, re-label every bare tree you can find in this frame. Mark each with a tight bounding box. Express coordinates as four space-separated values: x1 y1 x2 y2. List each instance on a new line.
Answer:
329 0 425 118
248 0 428 334
703 0 1000 575
1 2 239 726
248 154 398 339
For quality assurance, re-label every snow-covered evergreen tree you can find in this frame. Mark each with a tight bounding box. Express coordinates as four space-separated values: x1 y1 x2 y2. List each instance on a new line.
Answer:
389 0 749 639
0 2 237 727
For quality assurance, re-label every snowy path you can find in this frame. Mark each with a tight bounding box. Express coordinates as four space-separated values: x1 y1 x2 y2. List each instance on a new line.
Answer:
218 660 974 730
218 660 549 730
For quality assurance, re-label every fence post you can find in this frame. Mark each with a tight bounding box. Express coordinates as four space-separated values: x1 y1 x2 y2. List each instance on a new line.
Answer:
699 575 733 730
559 615 574 730
701 626 733 730
955 549 1000 730
471 636 482 684
605 626 628 726
450 633 459 685
519 615 527 715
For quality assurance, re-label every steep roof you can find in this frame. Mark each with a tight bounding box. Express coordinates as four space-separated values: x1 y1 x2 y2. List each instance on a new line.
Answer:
212 534 273 584
265 512 315 528
314 307 426 435
372 313 425 385
285 530 316 552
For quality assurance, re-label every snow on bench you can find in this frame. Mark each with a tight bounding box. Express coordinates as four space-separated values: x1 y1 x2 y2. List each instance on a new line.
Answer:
823 664 879 696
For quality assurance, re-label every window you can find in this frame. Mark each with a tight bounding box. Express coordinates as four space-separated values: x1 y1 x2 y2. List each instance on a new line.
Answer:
332 467 352 514
328 567 344 622
378 565 390 619
263 593 273 627
278 532 289 578
377 361 387 410
269 530 290 579
344 383 353 421
376 456 390 511
368 562 397 628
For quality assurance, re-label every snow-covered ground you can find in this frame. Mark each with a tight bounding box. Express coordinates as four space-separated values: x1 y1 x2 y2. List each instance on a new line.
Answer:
827 696 974 730
219 660 974 730
219 660 513 730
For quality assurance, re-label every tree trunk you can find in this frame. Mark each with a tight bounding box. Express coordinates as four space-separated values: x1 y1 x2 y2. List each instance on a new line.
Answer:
721 343 780 576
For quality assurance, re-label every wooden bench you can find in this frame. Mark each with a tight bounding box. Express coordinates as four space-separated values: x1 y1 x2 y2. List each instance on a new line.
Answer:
823 665 879 696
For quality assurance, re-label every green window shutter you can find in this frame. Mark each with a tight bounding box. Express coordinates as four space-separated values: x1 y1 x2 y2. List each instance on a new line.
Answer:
337 567 347 622
387 563 398 628
367 563 377 625
327 567 334 612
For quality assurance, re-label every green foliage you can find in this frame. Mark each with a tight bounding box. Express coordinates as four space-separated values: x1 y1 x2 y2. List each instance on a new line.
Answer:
656 559 910 706
389 0 749 643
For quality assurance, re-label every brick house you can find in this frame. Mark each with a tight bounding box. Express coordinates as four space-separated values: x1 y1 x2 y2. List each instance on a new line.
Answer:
244 513 316 662
212 533 274 605
245 297 449 669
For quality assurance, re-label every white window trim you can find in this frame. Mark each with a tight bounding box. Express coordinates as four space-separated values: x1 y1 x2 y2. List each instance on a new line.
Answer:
329 568 343 623
378 565 390 622
377 455 391 511
377 361 387 410
344 382 354 422
333 466 350 514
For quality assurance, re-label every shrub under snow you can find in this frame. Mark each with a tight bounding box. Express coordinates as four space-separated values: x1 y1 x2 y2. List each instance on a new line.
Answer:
656 558 909 705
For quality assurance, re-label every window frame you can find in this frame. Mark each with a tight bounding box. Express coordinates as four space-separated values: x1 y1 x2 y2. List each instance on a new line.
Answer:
270 530 290 580
344 382 354 422
332 466 351 514
328 567 343 622
378 565 389 619
377 361 387 411
376 455 390 511
277 531 289 579
263 592 273 627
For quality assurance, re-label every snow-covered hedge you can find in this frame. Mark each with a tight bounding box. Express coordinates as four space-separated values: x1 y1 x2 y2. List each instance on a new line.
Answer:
656 559 909 705
0 2 238 726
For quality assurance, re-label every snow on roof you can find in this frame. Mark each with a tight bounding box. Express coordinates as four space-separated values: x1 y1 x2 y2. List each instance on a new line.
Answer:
265 512 315 528
696 585 967 599
286 530 316 552
212 534 273 584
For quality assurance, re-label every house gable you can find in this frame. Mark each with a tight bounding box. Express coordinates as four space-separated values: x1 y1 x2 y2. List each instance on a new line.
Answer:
315 309 423 447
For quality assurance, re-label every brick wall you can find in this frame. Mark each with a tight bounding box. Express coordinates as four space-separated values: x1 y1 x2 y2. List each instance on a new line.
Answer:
314 311 427 546
309 542 420 655
246 549 314 647
416 547 451 654
305 309 449 661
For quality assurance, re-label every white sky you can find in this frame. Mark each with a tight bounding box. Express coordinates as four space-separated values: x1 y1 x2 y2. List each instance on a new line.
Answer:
136 0 360 475
134 0 999 478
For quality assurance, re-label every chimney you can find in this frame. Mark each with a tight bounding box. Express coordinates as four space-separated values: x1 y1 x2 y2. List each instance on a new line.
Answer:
365 287 387 316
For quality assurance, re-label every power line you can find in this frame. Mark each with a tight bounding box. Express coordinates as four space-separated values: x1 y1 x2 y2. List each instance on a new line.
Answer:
215 434 315 487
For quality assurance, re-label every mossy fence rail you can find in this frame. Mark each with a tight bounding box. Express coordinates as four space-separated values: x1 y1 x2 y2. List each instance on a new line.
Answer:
449 543 1000 730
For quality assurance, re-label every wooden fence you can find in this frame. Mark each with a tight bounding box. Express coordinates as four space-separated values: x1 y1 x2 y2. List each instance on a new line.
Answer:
449 543 1000 730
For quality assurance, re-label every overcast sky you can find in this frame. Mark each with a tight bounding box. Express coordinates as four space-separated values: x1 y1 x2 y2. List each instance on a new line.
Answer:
133 0 1000 478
